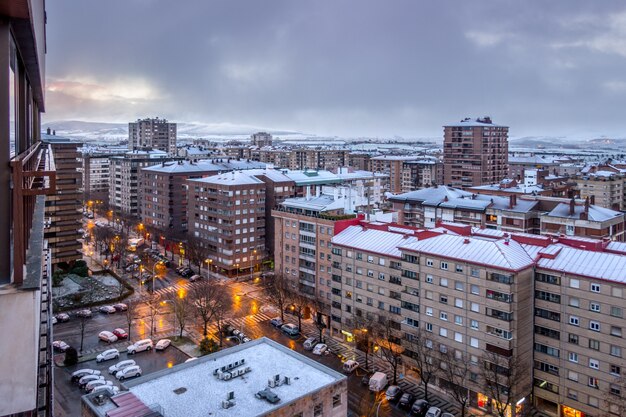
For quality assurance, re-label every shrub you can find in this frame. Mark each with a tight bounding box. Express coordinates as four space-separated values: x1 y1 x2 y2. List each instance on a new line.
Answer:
199 337 218 355
73 260 88 268
70 265 89 277
52 271 65 287
64 347 78 366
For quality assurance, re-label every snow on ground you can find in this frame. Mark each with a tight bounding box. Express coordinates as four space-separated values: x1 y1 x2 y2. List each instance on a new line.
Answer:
128 338 342 417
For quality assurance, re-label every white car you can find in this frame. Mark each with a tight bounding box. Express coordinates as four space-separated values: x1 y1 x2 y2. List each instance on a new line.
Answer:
113 303 128 311
98 331 118 343
78 375 103 388
425 406 442 417
71 369 101 383
96 348 119 363
85 379 113 393
91 385 120 395
51 316 58 325
108 359 136 375
115 365 142 381
127 339 153 354
99 305 116 314
312 343 328 355
52 340 70 352
184 357 198 363
155 339 171 351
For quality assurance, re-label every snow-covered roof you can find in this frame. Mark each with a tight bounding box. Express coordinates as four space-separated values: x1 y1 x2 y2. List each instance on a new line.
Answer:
469 184 546 194
400 234 535 271
536 244 626 284
281 169 342 185
191 171 264 186
124 338 345 417
606 241 626 255
332 225 418 258
444 117 506 128
371 155 424 161
389 186 472 204
545 203 622 222
280 194 344 212
508 155 560 165
142 160 224 174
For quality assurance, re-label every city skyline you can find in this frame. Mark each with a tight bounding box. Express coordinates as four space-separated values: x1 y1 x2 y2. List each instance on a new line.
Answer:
45 1 626 138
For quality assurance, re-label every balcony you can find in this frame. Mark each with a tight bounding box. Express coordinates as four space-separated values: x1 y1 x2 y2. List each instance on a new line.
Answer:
10 142 56 286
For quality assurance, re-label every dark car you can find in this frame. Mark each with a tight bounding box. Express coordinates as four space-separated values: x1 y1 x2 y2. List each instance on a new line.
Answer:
255 388 280 404
410 399 430 417
399 392 415 408
385 385 403 402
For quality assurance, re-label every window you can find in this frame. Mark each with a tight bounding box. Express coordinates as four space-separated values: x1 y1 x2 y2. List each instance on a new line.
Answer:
425 290 433 300
440 261 448 270
440 277 448 287
589 396 599 407
567 371 578 381
470 320 479 330
378 273 385 281
367 255 374 263
455 298 463 308
455 281 464 291
470 355 478 364
439 328 448 337
426 275 433 283
470 268 480 277
611 326 622 337
377 301 385 310
454 332 463 343
569 316 579 326
426 323 433 332
610 345 622 357
590 302 600 312
567 389 578 401
588 377 599 389
589 358 599 369
332 394 341 408
426 259 434 267
610 364 621 376
591 283 600 293
454 316 463 325
612 287 623 297
455 265 463 273
589 339 600 350
611 306 623 318
440 312 448 321
569 297 580 308
439 295 448 304
314 403 323 416
590 321 600 332
426 307 433 316
570 278 579 288
470 302 479 312
569 352 578 363
470 284 479 295
568 334 579 344
610 384 621 396
534 343 560 358
470 337 479 348
389 306 401 315
536 273 561 285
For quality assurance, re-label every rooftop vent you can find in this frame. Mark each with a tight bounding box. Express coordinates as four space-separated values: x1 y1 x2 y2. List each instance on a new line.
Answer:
173 387 187 395
463 238 470 244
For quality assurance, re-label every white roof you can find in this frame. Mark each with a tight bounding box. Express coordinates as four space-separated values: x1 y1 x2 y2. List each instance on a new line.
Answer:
546 203 622 222
191 171 264 186
400 234 535 271
371 155 424 161
125 338 344 417
444 117 506 128
280 195 344 212
536 244 626 284
142 160 224 174
332 225 418 258
390 186 472 204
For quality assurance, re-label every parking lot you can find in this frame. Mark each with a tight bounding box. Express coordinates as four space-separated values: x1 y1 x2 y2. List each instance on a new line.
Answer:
55 344 189 417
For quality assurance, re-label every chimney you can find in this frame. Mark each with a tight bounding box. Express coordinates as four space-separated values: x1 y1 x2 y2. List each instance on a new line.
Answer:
46 127 51 135
444 196 449 202
509 194 517 209
569 198 575 216
463 238 470 244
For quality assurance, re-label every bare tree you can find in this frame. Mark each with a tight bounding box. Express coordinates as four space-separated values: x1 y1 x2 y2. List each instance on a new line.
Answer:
144 293 160 337
311 298 330 343
352 315 373 371
265 274 290 322
190 281 226 337
439 350 471 417
124 298 140 341
78 314 89 354
213 295 228 348
185 236 207 275
403 328 440 402
286 286 310 331
478 351 528 417
169 292 193 338
373 315 404 385
604 368 626 417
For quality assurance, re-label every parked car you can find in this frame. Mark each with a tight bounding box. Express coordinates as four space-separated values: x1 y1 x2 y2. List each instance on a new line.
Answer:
385 385 403 402
112 328 128 339
369 372 388 392
51 316 57 325
155 339 171 351
78 375 103 389
441 413 456 417
425 407 442 417
55 313 70 322
181 268 193 278
75 309 92 318
98 331 118 344
189 274 203 282
125 264 139 272
113 303 128 311
222 323 235 335
52 340 70 352
342 360 359 374
91 385 120 395
85 379 113 393
127 339 153 354
399 392 415 409
312 343 328 355
99 305 116 314
281 323 300 336
242 336 252 343
116 365 142 381
410 400 430 417
96 349 120 363
184 357 198 363
71 369 101 383
303 337 318 350
158 258 171 267
269 317 283 328
255 388 280 404
108 359 136 375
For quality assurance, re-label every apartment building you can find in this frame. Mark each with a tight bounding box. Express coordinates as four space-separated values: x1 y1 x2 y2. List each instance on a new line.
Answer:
508 155 563 180
1 1 55 415
187 172 266 276
43 136 83 267
108 150 171 217
573 171 625 211
370 155 427 194
250 131 273 147
346 152 374 171
443 117 509 188
128 117 177 156
82 153 123 205
400 159 444 192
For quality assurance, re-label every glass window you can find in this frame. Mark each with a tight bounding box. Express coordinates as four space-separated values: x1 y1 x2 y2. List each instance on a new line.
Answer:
570 279 579 288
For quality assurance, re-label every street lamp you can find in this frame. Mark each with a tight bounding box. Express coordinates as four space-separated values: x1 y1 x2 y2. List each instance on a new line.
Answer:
234 263 239 281
152 261 163 293
249 249 257 280
205 258 213 281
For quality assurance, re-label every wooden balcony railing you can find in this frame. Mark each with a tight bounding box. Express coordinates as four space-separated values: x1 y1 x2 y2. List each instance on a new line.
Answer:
10 142 56 285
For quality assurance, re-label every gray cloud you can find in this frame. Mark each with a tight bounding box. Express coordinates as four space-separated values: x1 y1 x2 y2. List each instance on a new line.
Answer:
44 0 626 138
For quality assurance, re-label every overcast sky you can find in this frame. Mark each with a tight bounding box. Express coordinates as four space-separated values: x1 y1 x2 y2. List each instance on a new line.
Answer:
44 1 626 138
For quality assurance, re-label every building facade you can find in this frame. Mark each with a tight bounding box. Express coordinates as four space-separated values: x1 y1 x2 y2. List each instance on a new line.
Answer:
128 117 177 156
251 131 273 147
443 117 509 188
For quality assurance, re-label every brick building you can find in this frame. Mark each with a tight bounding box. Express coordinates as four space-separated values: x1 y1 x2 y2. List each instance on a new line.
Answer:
129 117 177 156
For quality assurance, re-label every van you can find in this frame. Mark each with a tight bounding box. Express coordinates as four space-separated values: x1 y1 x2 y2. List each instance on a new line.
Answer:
127 339 153 354
281 323 300 336
342 360 359 373
303 337 318 350
368 371 388 392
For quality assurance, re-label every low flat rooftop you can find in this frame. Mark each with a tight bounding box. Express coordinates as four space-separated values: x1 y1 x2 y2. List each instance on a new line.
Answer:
123 337 345 417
